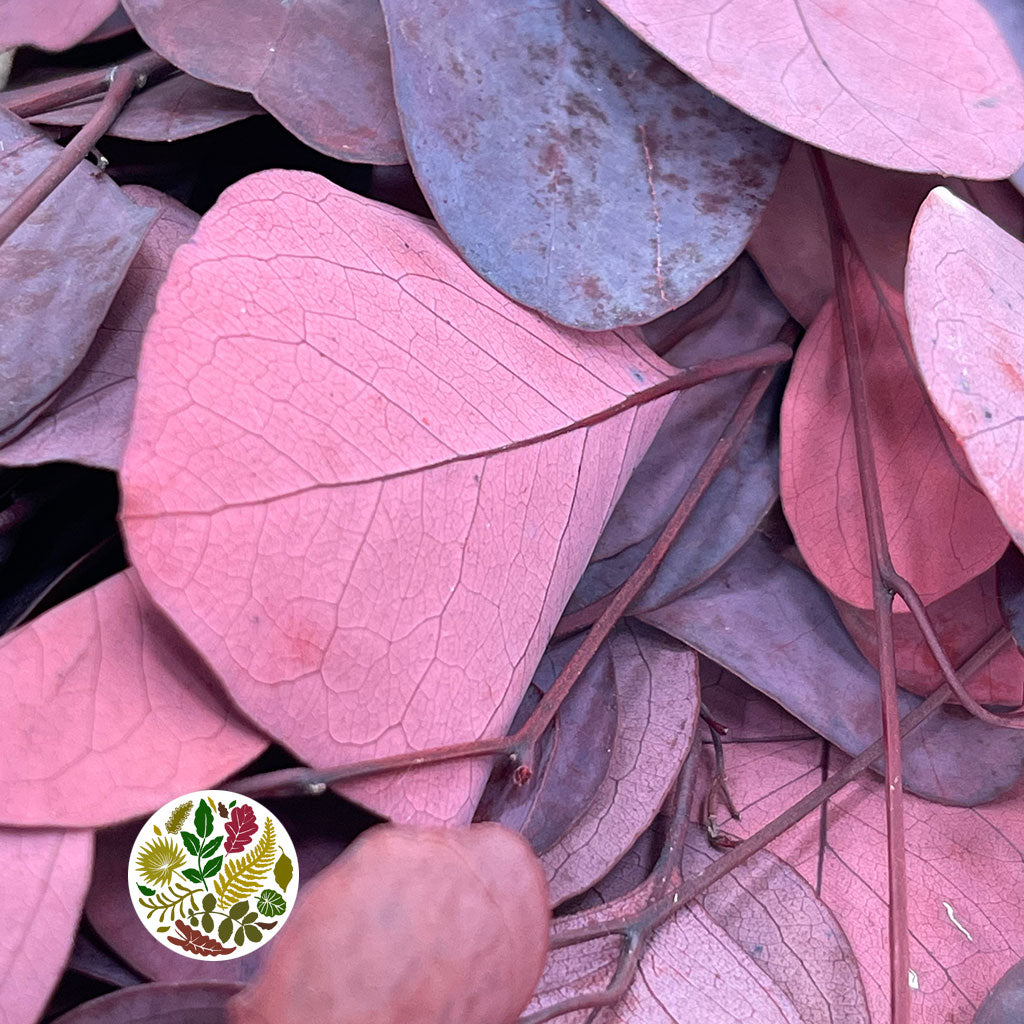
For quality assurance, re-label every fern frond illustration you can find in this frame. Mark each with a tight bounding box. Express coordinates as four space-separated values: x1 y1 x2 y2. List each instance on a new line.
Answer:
137 881 203 923
136 836 188 886
214 817 276 908
164 799 193 834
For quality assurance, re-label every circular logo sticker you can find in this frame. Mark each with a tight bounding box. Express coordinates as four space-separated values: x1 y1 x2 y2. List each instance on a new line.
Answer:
129 790 298 960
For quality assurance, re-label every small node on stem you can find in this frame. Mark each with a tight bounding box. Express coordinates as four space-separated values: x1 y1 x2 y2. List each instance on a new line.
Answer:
512 763 533 787
304 781 327 797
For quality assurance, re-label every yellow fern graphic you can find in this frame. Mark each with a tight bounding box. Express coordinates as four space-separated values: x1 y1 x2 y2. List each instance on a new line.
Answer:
213 817 276 909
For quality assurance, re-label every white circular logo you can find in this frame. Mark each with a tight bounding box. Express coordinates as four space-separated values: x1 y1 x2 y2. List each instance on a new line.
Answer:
128 790 298 960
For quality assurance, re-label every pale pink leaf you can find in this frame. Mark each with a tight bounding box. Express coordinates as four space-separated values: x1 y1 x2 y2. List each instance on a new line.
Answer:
0 828 93 1024
0 569 267 827
119 170 672 826
906 187 1024 552
0 0 118 50
596 0 1024 177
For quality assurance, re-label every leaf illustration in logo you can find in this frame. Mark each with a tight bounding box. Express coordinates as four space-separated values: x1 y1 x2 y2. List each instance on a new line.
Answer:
181 868 204 884
194 800 214 839
217 801 229 818
224 804 258 853
257 889 287 917
137 882 203 923
202 854 224 879
164 799 193 834
180 831 200 856
200 836 223 859
273 851 293 892
136 836 187 887
167 919 236 957
136 883 156 896
214 818 276 909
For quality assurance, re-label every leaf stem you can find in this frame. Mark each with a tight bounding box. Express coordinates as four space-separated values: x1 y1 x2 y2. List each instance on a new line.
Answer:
0 54 164 247
1 50 172 118
811 147 910 1024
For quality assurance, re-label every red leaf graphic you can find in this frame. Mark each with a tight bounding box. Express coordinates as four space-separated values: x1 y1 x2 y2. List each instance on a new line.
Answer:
224 805 259 853
167 920 236 958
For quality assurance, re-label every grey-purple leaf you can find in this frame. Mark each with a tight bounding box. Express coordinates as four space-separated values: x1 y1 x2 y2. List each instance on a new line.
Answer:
48 982 242 1023
0 111 156 444
382 0 786 329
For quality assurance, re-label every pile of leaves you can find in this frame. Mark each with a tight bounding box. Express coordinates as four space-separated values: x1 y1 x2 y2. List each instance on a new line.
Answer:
3 1 1024 1022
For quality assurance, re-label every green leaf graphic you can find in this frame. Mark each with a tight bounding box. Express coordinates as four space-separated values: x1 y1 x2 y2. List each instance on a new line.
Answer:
257 889 287 917
214 818 276 909
156 926 170 933
137 883 156 896
194 800 214 839
234 926 245 947
244 925 262 942
200 836 223 859
201 912 214 933
164 800 193 835
228 900 250 920
182 868 204 884
202 854 224 879
218 917 233 943
180 831 200 856
202 893 216 912
273 851 294 892
137 882 202 923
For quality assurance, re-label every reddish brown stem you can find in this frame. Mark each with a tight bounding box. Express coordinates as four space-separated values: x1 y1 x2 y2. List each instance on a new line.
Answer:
811 148 910 1024
236 342 793 800
0 57 161 247
1 51 172 118
510 357 789 770
548 627 1010 955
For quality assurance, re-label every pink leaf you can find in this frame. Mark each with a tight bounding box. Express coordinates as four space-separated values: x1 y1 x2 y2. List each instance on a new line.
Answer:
0 569 267 827
119 169 672 825
0 186 198 471
227 823 550 1024
539 622 698 905
0 827 92 1024
779 261 1008 608
906 187 1024 552
121 0 403 163
596 0 1024 177
748 143 1024 326
711 707 1024 1022
223 804 258 853
0 0 118 50
834 567 1024 705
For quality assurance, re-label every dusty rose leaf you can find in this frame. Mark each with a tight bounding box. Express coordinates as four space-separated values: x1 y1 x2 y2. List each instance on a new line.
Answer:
640 533 1024 805
997 545 1024 655
906 187 1024 553
0 569 267 827
30 75 264 142
49 982 242 1023
780 260 1008 608
0 185 198 471
121 0 403 163
0 110 156 445
0 0 117 49
167 921 235 957
0 828 93 1024
223 805 258 854
748 143 1024 326
539 621 699 905
717 724 1024 1023
597 0 1024 177
86 791 372 983
474 632 618 856
975 957 1024 1023
383 0 786 330
569 256 786 617
119 169 672 826
227 823 550 1024
531 906 804 1023
683 827 870 1023
834 567 1024 705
